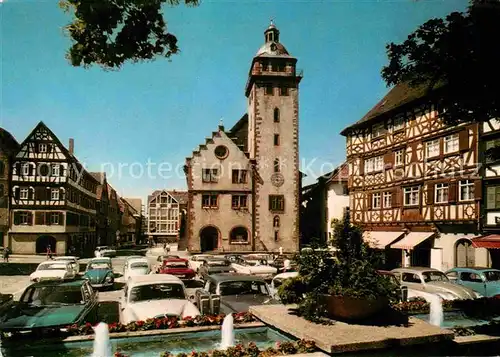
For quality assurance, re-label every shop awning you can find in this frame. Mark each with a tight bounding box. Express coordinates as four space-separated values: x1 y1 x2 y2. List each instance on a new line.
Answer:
472 235 500 249
363 231 405 249
390 232 435 250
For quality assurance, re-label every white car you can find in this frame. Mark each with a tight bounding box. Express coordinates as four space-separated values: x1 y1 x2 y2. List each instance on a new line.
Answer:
124 258 151 280
94 246 116 258
188 255 213 272
53 256 80 276
29 261 76 282
231 258 277 279
269 271 299 299
120 275 200 324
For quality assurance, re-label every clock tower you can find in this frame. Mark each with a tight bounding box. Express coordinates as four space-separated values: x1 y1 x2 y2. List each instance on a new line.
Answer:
245 21 302 252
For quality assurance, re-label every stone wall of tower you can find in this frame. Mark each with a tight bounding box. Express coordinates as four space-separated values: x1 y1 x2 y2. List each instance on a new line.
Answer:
250 83 300 252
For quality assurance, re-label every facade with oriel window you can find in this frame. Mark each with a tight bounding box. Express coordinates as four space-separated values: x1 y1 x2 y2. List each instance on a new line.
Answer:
9 122 98 255
341 83 491 271
184 22 302 253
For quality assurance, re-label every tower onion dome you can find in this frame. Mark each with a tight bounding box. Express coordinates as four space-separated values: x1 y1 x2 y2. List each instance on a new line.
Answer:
255 20 291 57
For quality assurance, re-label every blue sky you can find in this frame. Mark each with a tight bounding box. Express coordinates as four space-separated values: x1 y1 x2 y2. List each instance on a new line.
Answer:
1 0 468 202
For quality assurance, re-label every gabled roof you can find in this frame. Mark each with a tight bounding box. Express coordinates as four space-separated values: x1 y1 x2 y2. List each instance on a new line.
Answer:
17 122 99 184
123 198 142 213
320 163 348 184
0 128 20 152
340 82 444 135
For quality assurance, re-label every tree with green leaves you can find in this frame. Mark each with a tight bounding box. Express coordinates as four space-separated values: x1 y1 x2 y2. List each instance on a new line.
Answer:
382 0 500 133
59 0 199 69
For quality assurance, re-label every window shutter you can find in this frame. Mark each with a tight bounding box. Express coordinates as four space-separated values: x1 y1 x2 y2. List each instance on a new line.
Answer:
268 196 272 211
459 129 469 152
13 212 20 225
35 212 45 225
392 188 401 208
449 181 458 203
46 187 51 200
27 212 33 225
35 187 43 200
367 193 372 210
14 162 20 175
426 183 435 204
28 188 34 200
29 164 34 176
59 164 64 177
14 187 20 199
60 188 65 200
34 143 39 153
384 151 394 166
475 180 483 201
45 212 51 225
358 158 364 175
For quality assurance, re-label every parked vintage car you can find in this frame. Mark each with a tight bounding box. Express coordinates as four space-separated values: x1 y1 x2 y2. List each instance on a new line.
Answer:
29 261 76 282
94 246 116 258
230 257 277 279
202 273 278 314
159 258 196 280
153 255 181 271
269 272 299 299
0 280 99 333
445 267 500 297
225 254 245 264
198 256 234 280
377 270 408 302
391 267 481 300
84 258 115 289
53 256 80 276
124 257 151 280
188 254 213 272
123 255 145 274
120 275 200 324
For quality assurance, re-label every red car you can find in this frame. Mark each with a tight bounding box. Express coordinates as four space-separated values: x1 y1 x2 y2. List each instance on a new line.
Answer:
159 258 196 280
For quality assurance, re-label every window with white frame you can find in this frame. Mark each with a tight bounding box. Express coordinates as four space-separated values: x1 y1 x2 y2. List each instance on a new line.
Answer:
444 134 459 154
39 143 47 153
435 183 449 204
364 156 384 173
364 158 373 173
51 165 60 177
372 122 386 138
393 116 405 131
22 164 30 176
51 188 60 200
426 139 440 158
20 188 29 199
372 193 381 209
383 192 392 208
459 180 475 201
50 212 60 225
403 186 420 206
395 149 405 166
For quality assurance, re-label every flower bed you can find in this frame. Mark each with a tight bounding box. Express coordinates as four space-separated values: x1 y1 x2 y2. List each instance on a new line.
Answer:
66 312 256 336
113 340 317 357
452 320 500 337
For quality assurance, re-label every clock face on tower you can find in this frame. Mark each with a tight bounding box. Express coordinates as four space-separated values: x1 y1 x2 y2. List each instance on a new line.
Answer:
271 173 284 187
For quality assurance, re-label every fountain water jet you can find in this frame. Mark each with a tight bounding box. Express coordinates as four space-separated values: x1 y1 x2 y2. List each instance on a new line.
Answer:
427 294 444 327
92 322 112 357
220 314 235 349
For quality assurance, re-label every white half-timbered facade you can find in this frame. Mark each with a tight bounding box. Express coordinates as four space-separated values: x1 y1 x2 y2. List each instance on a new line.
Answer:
147 190 187 243
8 122 98 255
342 83 490 271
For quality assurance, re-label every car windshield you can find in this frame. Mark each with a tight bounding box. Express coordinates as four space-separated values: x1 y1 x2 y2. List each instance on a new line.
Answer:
22 285 84 306
484 270 500 281
37 264 67 271
165 262 188 268
129 284 185 303
422 271 448 283
219 280 269 296
88 263 111 270
131 262 148 269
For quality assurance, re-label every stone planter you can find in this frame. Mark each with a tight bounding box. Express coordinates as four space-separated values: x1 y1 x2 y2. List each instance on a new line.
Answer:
322 294 388 320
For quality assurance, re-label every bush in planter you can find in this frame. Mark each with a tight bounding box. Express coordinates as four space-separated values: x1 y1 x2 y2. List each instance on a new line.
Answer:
278 214 398 321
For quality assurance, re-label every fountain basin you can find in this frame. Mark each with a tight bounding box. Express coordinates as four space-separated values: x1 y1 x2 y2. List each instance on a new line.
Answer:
414 311 500 329
0 324 292 357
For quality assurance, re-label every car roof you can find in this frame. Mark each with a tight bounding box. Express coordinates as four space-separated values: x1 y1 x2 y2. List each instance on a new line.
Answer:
89 257 111 262
38 261 68 266
392 267 441 273
207 273 267 283
30 279 86 288
126 255 145 260
448 267 500 272
164 258 188 262
54 256 77 260
128 274 183 285
128 258 149 263
273 272 298 280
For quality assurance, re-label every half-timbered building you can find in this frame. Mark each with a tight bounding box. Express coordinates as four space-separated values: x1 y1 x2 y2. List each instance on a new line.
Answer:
147 189 187 244
341 83 490 270
0 128 20 248
9 122 98 255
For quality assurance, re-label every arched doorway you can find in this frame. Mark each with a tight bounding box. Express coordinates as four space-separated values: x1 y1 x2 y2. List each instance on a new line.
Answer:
36 235 56 254
229 226 249 244
456 239 475 267
200 226 219 252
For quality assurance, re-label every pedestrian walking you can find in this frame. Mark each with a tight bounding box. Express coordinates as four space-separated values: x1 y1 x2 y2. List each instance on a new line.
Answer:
3 246 10 263
46 245 53 260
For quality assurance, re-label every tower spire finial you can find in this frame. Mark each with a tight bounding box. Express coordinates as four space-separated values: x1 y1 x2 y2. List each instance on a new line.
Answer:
219 117 224 127
270 18 274 26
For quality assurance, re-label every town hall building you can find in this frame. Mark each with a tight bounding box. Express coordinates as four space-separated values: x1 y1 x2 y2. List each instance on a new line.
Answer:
184 22 302 253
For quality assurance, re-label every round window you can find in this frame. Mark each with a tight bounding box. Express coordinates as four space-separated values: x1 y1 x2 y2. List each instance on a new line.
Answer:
214 145 228 160
39 164 49 177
